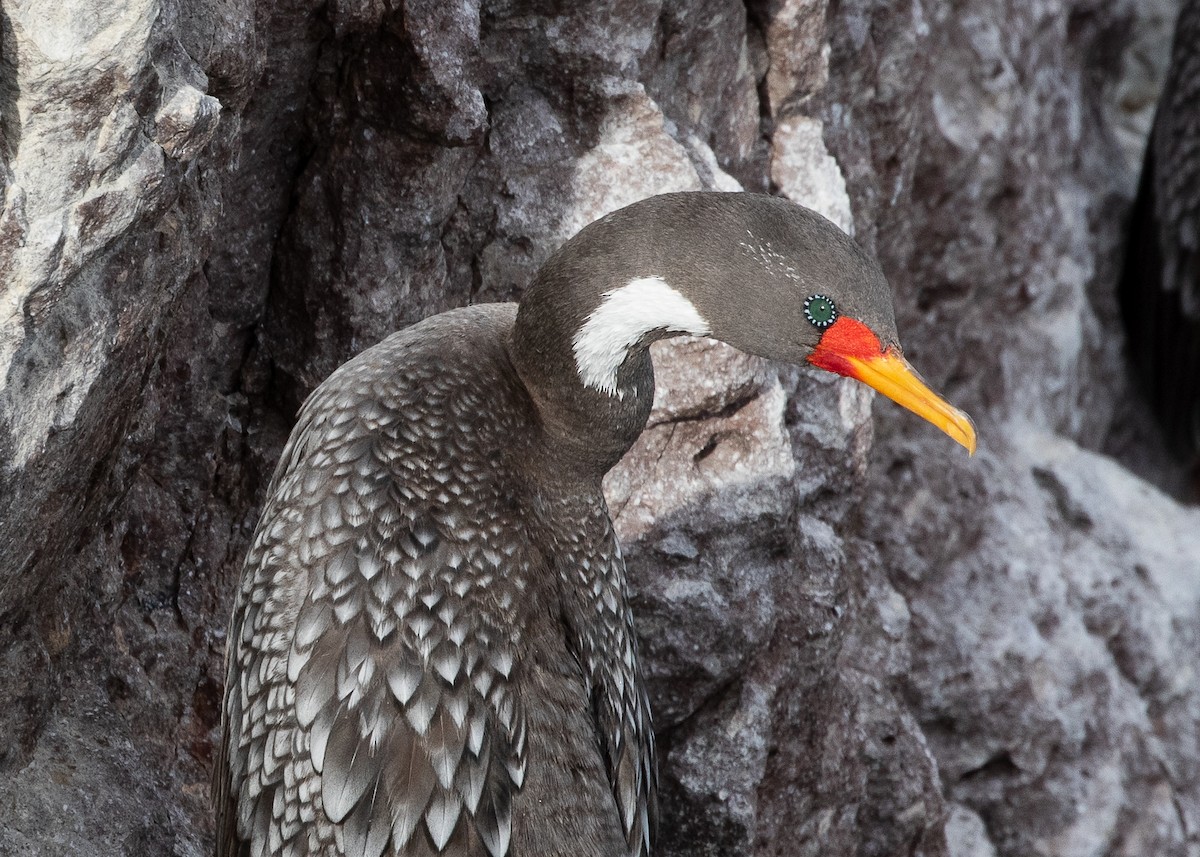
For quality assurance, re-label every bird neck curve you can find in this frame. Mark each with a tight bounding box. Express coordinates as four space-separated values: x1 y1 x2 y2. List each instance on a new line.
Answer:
569 275 712 396
508 270 668 478
508 209 721 476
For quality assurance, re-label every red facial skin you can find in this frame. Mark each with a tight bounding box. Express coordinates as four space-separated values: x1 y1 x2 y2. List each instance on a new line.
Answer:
806 316 887 376
804 314 978 455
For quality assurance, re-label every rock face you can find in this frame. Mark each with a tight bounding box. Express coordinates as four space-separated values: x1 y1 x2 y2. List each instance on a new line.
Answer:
0 1 1195 856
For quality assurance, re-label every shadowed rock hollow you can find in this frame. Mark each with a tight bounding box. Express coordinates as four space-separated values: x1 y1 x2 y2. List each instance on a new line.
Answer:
0 0 1195 855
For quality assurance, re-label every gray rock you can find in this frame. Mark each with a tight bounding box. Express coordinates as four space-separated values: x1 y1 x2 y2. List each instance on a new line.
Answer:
0 0 1194 855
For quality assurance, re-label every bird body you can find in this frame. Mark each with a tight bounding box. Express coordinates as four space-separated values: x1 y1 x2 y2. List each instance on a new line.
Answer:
217 193 975 857
217 305 652 857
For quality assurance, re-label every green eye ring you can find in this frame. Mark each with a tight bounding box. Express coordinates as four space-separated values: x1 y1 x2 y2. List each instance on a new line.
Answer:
803 294 838 329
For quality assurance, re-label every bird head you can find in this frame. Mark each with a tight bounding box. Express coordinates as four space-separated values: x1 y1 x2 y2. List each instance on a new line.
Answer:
658 193 978 455
524 192 977 456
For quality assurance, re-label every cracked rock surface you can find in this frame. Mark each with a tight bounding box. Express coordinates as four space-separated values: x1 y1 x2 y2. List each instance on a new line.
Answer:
0 0 1194 855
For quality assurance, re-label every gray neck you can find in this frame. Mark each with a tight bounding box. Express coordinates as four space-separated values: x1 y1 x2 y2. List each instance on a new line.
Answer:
506 193 748 470
507 194 780 475
508 259 659 477
507 198 733 474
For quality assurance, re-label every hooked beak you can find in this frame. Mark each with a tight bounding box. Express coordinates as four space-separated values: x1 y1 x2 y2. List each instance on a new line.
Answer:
808 317 977 455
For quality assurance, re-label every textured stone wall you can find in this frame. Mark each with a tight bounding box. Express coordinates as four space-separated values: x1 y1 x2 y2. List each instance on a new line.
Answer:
0 0 1194 855
836 2 1200 855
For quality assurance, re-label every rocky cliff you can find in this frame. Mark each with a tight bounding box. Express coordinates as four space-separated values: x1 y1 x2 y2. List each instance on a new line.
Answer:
0 0 1195 855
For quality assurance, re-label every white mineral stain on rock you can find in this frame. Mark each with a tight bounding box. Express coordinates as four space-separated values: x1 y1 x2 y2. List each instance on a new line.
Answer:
0 0 225 469
944 803 998 857
11 0 157 66
770 114 854 236
563 85 742 240
155 86 223 163
760 0 831 113
660 577 723 606
837 375 873 433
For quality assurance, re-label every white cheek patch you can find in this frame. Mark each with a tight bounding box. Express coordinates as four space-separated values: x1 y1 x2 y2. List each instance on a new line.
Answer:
572 276 711 396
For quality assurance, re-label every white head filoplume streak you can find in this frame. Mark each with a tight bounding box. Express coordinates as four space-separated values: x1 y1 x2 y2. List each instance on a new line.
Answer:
572 276 712 397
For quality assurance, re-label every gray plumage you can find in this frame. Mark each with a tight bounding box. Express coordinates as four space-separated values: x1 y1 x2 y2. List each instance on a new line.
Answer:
216 192 907 857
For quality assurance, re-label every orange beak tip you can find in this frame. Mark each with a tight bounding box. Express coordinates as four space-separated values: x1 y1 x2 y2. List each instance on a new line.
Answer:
951 412 978 456
843 351 978 456
807 317 977 455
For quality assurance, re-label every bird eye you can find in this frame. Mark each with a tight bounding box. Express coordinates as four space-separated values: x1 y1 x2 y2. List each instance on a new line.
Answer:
803 294 838 329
